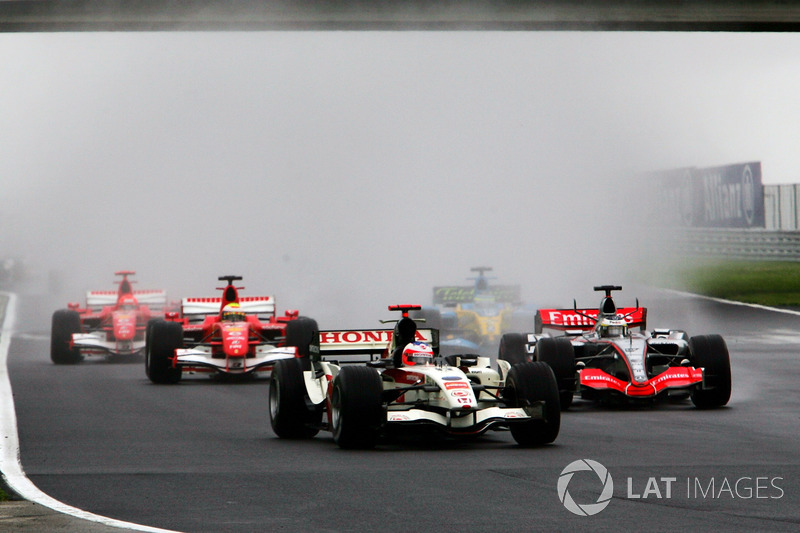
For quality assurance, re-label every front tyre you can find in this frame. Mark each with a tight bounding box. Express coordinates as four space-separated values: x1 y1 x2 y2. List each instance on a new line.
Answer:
331 366 384 449
506 361 561 446
269 358 321 439
145 320 183 384
498 333 530 366
690 334 731 408
51 309 82 364
285 317 319 371
535 337 576 410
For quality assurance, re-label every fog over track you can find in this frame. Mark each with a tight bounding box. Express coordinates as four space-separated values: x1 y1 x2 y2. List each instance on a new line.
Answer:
5 289 800 532
4 32 800 328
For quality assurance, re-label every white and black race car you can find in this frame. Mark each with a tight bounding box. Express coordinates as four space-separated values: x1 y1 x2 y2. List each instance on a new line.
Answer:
268 305 560 449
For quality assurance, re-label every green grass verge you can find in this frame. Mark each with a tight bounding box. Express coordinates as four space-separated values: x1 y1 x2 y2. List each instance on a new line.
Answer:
0 476 21 501
666 260 800 307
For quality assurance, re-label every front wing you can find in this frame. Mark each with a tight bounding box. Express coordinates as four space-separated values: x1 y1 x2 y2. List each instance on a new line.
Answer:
579 367 704 397
173 346 296 374
71 333 145 356
384 403 544 435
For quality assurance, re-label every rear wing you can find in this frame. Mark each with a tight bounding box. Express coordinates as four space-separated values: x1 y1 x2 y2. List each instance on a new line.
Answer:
536 307 648 332
86 289 168 310
181 296 276 322
433 285 521 305
311 328 438 363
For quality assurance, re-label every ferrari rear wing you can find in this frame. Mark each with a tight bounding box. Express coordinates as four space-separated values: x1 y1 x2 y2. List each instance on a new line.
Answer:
181 296 276 322
536 307 648 332
311 328 438 363
86 289 168 310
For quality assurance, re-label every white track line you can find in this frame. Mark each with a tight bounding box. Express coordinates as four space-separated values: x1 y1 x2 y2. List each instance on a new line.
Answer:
662 288 800 317
0 292 180 532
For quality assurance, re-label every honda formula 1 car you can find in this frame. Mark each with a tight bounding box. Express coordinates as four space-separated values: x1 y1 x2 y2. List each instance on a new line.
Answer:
498 285 732 410
51 271 169 364
145 275 316 383
268 305 560 449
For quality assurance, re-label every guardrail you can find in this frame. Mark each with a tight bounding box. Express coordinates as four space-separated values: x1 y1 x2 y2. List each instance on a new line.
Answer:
672 228 800 261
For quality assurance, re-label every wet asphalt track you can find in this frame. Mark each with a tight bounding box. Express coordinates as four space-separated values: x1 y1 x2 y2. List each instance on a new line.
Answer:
6 289 800 532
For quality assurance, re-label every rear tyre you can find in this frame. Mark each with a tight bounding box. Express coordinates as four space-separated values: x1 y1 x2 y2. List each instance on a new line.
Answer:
144 319 163 381
535 337 576 410
51 309 83 364
145 318 158 345
331 366 384 449
269 358 321 438
506 362 560 446
145 320 183 384
498 333 529 366
689 334 731 409
285 317 319 371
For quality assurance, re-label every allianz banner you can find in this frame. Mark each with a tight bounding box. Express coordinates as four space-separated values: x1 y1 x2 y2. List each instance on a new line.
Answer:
654 162 764 228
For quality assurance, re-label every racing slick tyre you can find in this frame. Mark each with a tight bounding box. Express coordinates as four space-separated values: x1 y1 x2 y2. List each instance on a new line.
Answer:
145 320 183 384
498 333 530 366
689 334 732 409
505 362 560 446
145 318 159 346
269 358 321 439
534 337 576 410
331 366 384 449
144 318 160 360
50 309 82 364
285 316 319 371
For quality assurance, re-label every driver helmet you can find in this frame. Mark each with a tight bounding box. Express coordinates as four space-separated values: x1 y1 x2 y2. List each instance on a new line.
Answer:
118 294 138 311
222 303 246 323
401 342 434 366
596 316 628 338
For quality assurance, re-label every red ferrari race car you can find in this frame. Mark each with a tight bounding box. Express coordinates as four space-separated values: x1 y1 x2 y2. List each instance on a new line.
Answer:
145 275 316 383
50 271 169 364
498 285 732 410
268 305 560 449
